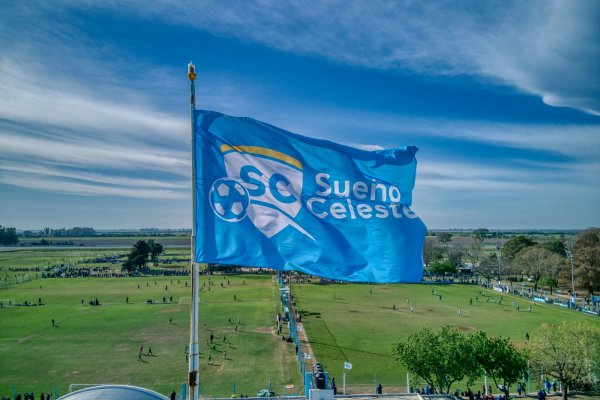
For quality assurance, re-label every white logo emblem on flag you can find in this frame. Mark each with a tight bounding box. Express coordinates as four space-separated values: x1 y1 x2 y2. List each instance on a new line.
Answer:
210 145 314 240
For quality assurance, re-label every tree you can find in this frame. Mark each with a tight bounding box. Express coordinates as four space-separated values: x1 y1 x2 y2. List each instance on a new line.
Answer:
429 260 457 275
472 228 489 244
542 240 566 257
423 238 445 268
437 232 452 243
545 254 567 292
529 321 600 400
0 226 19 246
122 240 159 272
467 240 483 266
447 248 464 269
393 326 476 394
148 239 164 266
572 228 600 295
513 246 562 291
502 235 536 261
476 252 500 285
471 331 527 400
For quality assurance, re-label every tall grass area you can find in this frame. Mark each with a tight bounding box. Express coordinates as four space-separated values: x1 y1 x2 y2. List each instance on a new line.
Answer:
293 282 598 393
0 275 302 398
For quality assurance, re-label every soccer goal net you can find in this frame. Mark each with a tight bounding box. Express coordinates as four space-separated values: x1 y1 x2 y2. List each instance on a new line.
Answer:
179 296 192 305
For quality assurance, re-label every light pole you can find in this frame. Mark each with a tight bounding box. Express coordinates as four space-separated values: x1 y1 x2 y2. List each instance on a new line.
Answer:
495 245 502 283
567 243 575 304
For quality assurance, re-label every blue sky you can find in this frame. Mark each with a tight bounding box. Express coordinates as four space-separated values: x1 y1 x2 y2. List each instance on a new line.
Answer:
0 1 598 230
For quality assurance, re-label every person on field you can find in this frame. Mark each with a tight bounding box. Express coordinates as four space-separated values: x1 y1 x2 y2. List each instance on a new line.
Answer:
170 390 176 400
376 383 383 394
537 388 546 400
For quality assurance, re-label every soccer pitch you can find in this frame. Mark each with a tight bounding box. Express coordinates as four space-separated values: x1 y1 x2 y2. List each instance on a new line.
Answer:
0 274 301 398
1 274 597 398
292 282 598 393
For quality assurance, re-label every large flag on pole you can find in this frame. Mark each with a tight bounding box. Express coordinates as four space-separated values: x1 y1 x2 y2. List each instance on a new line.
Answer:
194 110 427 283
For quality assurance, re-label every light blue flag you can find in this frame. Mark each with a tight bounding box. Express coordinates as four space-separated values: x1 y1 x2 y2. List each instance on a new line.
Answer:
194 110 427 283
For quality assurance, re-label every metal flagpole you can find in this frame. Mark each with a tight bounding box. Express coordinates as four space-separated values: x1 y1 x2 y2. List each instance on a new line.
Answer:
187 62 200 400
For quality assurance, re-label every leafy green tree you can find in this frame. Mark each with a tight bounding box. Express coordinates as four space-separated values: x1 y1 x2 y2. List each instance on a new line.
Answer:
471 332 527 400
502 235 536 261
542 240 566 257
472 228 489 244
429 260 458 275
148 239 164 266
529 321 600 400
572 228 600 295
0 226 19 245
393 326 476 394
122 240 160 272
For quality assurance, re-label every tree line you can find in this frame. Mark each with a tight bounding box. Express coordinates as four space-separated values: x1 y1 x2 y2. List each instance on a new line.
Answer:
393 322 600 400
425 228 600 295
24 227 97 237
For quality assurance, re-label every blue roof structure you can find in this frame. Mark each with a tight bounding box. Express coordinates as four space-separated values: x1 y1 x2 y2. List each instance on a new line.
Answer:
57 385 169 400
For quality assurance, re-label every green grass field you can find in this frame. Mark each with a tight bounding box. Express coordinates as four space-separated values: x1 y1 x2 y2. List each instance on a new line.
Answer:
293 282 599 393
1 268 598 397
0 274 302 398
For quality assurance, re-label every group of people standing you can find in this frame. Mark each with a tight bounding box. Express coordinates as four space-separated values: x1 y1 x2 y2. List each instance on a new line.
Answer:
2 392 53 400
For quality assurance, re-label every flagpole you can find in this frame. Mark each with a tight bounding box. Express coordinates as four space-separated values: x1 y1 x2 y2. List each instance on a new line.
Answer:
187 62 200 400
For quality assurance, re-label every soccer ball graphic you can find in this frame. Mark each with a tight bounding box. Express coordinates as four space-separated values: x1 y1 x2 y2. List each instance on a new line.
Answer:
209 178 250 222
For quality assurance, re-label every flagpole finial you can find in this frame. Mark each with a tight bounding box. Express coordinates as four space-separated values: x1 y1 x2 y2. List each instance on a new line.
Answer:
188 62 196 81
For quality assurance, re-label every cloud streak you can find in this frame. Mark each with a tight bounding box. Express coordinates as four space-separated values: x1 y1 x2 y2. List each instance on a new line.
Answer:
87 0 600 115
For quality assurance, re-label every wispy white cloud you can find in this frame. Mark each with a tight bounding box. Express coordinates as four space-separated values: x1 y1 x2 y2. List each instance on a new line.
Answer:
0 59 188 146
0 164 187 190
0 1 597 228
0 171 187 200
0 131 188 174
95 0 599 115
256 104 600 160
